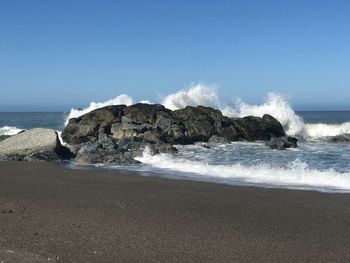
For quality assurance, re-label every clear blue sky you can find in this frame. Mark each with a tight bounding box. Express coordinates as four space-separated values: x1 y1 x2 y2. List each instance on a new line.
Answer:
0 0 349 111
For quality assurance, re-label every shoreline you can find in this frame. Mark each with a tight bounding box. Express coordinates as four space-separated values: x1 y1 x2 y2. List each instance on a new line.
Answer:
1 161 350 262
62 161 350 194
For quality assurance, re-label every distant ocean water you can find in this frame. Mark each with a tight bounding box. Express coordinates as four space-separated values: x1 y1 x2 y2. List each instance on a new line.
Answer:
1 111 349 134
0 87 349 193
0 112 66 134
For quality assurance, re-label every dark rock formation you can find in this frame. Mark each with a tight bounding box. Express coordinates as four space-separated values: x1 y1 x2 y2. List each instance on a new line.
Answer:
173 106 285 143
265 136 298 150
174 106 242 142
234 114 285 141
62 105 126 144
62 103 296 165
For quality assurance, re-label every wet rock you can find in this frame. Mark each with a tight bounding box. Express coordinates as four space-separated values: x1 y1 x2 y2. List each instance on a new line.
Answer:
157 143 178 154
174 106 222 142
154 111 186 143
208 135 230 144
266 136 298 150
111 116 152 140
75 153 102 165
234 114 285 141
103 154 140 165
62 105 126 144
143 130 160 143
123 103 168 124
98 130 118 150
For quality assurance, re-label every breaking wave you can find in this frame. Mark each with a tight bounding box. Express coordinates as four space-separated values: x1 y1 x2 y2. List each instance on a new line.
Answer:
162 84 223 111
65 94 134 125
64 83 349 140
0 126 23 136
135 148 350 192
305 123 350 139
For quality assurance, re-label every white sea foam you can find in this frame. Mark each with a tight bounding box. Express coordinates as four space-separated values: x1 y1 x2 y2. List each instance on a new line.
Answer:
63 84 349 139
0 126 23 136
135 148 350 192
231 94 350 139
56 131 66 145
162 83 222 110
232 93 307 137
305 123 350 138
160 85 350 139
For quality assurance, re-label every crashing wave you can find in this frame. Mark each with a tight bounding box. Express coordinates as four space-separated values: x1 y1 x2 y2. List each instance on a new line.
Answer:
162 83 222 110
304 123 350 139
232 93 307 137
65 94 134 125
64 84 349 140
135 149 350 192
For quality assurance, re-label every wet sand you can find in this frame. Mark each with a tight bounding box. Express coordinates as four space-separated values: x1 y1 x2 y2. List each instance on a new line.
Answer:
1 161 350 262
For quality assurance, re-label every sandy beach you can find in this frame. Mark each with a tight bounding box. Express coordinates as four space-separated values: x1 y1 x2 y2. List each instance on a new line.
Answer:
1 161 350 262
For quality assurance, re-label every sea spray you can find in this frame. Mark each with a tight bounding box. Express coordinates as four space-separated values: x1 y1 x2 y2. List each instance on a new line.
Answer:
305 122 350 138
161 84 223 111
232 93 307 137
64 84 349 139
65 94 134 125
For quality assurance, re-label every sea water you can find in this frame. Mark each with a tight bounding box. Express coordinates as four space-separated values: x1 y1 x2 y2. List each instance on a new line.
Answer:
1 86 350 193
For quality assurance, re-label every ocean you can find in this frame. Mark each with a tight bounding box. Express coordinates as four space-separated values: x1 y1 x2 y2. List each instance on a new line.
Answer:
1 88 350 193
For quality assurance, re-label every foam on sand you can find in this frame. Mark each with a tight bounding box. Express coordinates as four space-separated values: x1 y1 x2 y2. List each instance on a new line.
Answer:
135 147 350 192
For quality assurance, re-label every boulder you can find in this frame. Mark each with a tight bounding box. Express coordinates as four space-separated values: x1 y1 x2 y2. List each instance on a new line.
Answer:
174 106 242 143
234 114 285 141
97 130 118 150
143 130 160 143
75 144 104 164
0 128 73 161
174 106 284 143
74 137 135 165
265 136 298 150
123 103 168 124
62 105 126 144
111 116 153 140
154 111 187 143
155 142 178 154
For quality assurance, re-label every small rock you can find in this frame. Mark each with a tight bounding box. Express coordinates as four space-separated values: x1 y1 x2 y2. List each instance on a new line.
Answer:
265 136 298 150
208 135 230 144
0 209 13 213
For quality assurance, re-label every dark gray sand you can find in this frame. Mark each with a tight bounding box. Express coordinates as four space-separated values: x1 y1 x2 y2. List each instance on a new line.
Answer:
1 162 350 262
